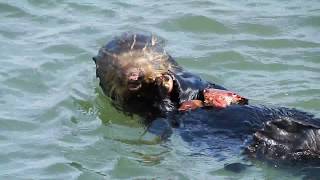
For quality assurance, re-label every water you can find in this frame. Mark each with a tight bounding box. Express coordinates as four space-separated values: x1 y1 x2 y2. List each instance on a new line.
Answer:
0 0 319 179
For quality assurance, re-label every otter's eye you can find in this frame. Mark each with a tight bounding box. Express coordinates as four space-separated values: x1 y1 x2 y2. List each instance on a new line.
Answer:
163 75 170 81
92 56 97 62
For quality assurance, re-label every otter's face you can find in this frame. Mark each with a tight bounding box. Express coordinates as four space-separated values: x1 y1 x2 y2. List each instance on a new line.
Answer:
94 49 174 106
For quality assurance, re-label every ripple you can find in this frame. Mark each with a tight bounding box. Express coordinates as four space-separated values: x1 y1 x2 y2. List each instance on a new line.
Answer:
235 23 281 36
289 99 320 113
42 43 87 56
209 50 248 63
301 15 320 27
110 157 161 179
285 88 320 97
186 0 218 7
178 50 248 71
68 162 107 179
0 2 30 17
159 15 233 33
0 27 27 39
112 1 138 8
235 38 320 49
7 156 69 179
300 51 320 64
39 59 66 73
43 162 78 179
3 71 49 94
27 0 59 9
0 118 37 132
66 2 116 17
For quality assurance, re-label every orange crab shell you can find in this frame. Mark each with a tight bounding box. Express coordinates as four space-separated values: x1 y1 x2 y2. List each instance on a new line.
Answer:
203 88 248 109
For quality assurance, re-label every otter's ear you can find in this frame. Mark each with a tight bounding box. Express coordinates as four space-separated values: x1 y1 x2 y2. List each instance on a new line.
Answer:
92 56 97 63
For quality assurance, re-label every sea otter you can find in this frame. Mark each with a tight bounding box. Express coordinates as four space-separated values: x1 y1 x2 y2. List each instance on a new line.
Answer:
93 33 320 168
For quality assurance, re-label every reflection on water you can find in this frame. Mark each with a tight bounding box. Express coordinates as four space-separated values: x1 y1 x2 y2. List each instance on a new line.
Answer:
0 0 319 179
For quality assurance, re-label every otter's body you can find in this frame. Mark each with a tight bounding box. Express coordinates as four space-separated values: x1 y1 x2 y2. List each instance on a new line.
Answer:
93 33 320 167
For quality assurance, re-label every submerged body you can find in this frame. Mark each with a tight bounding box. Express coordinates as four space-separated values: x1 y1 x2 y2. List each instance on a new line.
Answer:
93 33 320 167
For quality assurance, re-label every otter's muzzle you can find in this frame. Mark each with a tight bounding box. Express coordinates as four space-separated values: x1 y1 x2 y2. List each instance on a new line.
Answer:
126 69 144 91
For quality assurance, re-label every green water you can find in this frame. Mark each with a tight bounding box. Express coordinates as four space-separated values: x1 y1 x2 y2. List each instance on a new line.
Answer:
0 0 319 179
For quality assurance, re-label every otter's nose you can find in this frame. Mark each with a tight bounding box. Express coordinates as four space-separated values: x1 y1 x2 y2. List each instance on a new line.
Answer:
128 71 139 81
126 68 143 91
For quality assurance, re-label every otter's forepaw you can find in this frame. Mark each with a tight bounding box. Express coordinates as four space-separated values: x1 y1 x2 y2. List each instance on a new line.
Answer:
178 100 203 112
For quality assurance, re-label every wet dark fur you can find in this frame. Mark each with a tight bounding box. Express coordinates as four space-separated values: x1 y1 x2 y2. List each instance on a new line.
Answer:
93 33 320 169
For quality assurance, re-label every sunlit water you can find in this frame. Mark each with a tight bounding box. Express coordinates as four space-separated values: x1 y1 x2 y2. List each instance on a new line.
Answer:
0 0 319 179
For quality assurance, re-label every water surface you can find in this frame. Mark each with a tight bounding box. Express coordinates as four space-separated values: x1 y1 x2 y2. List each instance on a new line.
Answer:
1 0 319 179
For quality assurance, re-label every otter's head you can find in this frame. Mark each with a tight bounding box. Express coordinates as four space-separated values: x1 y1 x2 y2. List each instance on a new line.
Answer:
93 33 178 112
